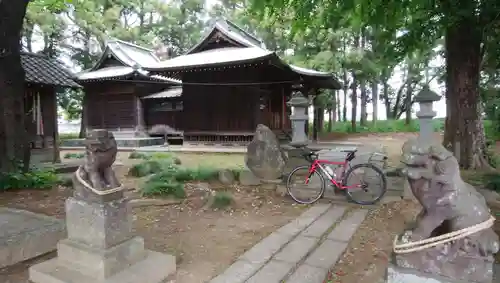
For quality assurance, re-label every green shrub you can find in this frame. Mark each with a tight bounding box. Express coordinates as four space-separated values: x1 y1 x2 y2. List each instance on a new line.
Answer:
211 191 233 209
481 173 500 192
129 152 150 160
141 181 186 198
230 166 245 180
128 152 182 164
63 152 84 159
128 159 174 177
0 169 59 190
59 133 79 140
189 166 219 181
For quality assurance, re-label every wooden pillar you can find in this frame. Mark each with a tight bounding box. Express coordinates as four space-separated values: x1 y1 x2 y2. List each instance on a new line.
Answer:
281 87 286 130
82 91 89 135
135 96 146 135
52 88 61 163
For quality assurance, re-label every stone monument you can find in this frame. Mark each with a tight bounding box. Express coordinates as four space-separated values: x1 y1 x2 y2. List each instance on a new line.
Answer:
387 138 499 283
29 129 176 283
245 124 288 180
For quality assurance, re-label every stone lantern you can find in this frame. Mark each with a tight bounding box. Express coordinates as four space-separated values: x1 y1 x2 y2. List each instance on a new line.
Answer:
403 86 441 200
414 86 441 141
287 91 310 148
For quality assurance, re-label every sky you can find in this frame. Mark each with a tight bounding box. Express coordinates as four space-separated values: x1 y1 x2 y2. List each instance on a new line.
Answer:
29 0 447 122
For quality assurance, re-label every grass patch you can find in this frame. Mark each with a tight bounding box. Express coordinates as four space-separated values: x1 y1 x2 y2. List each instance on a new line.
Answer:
59 133 80 140
140 165 220 197
211 191 233 209
316 119 498 141
63 152 84 159
128 151 181 164
128 159 174 177
142 180 186 198
0 168 59 191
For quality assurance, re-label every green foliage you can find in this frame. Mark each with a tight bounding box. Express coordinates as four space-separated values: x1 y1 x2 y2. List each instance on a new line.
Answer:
317 119 500 141
211 191 233 209
127 160 173 177
140 164 220 197
142 180 186 198
128 152 181 164
0 169 59 191
128 152 151 160
59 133 79 140
321 119 443 133
465 172 500 193
63 152 84 159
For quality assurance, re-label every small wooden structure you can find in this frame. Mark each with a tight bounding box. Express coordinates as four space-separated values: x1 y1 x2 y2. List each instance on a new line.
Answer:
21 52 81 163
76 39 180 136
145 19 341 144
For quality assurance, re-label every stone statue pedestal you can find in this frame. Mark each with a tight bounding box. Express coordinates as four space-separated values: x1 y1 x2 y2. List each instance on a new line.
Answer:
29 195 176 283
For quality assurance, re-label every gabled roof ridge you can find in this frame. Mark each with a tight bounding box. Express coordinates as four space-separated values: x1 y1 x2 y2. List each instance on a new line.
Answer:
107 38 156 53
109 42 137 67
222 19 263 45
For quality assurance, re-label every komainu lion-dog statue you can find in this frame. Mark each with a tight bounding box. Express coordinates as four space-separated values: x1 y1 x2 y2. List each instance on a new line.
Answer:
72 130 122 201
394 138 499 283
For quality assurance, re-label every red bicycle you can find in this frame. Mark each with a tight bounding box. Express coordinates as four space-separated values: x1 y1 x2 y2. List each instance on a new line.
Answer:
285 148 387 205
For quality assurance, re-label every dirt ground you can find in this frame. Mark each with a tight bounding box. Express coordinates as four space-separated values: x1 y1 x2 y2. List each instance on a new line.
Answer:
0 152 305 283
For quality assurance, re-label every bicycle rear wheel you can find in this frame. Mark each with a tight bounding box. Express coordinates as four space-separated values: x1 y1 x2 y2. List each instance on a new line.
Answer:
343 163 387 205
286 165 325 204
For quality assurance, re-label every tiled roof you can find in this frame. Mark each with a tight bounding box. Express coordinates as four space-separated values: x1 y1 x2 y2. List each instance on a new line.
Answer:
186 19 266 54
91 39 160 71
21 52 81 88
76 66 181 84
142 86 182 99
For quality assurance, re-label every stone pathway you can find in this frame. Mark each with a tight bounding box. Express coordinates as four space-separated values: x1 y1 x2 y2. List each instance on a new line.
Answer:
209 203 368 283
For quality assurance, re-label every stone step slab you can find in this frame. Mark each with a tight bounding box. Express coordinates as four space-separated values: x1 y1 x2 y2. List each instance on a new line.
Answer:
301 206 346 238
327 209 369 242
208 203 333 283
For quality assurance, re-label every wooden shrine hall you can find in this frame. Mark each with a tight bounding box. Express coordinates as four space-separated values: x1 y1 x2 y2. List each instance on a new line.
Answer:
76 39 181 138
21 52 81 163
144 19 341 144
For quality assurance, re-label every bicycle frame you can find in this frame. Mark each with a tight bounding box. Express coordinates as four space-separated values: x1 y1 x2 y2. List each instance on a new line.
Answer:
306 158 361 190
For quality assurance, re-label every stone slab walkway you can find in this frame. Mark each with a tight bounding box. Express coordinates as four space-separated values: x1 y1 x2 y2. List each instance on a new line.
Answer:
209 203 368 283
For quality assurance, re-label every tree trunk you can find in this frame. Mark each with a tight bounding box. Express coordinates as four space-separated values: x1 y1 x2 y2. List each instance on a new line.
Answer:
382 79 391 119
371 82 378 125
342 69 348 122
317 107 324 132
351 74 358 132
328 109 333 132
360 80 368 126
443 16 490 169
0 0 30 172
336 89 341 123
405 82 414 125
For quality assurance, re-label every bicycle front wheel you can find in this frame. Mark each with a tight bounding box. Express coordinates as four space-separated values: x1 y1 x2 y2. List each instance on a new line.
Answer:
343 163 387 205
286 165 325 204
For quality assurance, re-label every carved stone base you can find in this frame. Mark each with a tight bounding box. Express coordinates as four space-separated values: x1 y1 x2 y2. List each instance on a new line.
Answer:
29 249 175 283
65 197 132 249
29 196 176 283
386 264 472 283
395 251 495 283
